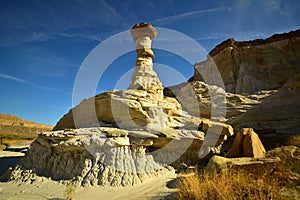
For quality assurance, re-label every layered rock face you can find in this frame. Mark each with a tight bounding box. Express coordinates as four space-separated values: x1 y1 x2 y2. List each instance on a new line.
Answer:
164 81 274 119
0 114 53 134
192 29 300 94
54 90 183 131
231 72 300 134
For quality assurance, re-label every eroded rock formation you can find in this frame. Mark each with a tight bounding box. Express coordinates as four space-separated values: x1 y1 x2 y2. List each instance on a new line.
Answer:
54 90 183 131
165 28 300 138
8 128 171 186
5 22 235 187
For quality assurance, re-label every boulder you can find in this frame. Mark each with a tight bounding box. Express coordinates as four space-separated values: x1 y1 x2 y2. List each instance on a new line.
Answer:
225 129 244 157
201 119 234 137
266 146 300 172
206 155 280 175
266 146 300 184
243 129 266 157
227 128 266 158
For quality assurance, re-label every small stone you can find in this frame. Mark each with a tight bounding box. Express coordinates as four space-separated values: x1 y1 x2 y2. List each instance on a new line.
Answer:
201 119 234 136
100 127 128 137
108 136 130 146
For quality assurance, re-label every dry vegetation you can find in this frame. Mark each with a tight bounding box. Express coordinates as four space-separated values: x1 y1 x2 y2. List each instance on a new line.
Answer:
177 146 300 200
177 170 282 200
0 128 38 147
0 127 45 147
65 181 76 200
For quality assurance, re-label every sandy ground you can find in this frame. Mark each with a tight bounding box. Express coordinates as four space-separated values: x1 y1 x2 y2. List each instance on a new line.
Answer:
0 151 24 158
0 170 178 200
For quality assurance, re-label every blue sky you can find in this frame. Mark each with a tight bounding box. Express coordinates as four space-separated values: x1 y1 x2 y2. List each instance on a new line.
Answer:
0 0 299 125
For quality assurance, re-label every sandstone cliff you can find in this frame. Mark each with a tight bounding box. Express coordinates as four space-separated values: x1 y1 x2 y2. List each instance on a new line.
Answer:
191 29 300 94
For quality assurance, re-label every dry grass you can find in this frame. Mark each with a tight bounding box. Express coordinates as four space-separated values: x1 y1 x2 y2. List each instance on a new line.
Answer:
177 146 300 200
0 132 37 147
1 139 35 147
283 135 300 148
177 170 281 200
65 181 76 200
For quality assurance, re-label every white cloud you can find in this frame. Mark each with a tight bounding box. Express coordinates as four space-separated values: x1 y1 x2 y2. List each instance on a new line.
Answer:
0 73 29 83
0 72 70 95
23 32 52 42
151 7 230 24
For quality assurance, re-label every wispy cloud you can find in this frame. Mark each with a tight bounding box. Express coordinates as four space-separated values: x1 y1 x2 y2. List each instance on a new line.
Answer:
0 0 124 46
151 7 230 24
0 73 29 83
0 72 70 95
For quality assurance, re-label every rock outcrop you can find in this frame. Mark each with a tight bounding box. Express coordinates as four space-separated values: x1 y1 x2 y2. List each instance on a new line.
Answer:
164 81 274 119
205 155 280 175
191 29 300 94
7 119 236 186
164 29 300 144
230 72 300 134
5 24 299 189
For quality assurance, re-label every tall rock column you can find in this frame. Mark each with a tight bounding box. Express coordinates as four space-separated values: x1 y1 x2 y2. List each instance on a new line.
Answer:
128 22 163 98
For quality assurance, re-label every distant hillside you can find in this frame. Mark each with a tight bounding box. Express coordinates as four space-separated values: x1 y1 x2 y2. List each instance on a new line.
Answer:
0 114 53 147
0 114 52 134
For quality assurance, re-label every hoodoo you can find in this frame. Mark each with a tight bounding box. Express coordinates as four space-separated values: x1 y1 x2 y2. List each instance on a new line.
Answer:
128 22 163 97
